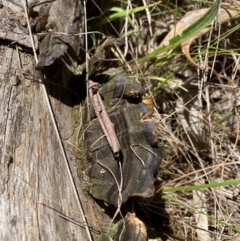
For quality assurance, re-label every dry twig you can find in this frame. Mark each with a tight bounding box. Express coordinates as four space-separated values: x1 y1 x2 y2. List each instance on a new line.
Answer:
88 80 121 157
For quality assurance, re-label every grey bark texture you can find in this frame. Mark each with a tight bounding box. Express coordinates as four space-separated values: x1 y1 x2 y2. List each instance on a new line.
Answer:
0 1 110 240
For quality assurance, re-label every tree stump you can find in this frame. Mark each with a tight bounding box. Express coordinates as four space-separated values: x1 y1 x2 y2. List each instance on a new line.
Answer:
0 1 110 240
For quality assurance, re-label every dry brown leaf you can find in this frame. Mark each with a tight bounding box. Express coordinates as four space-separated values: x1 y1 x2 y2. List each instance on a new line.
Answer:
159 2 240 69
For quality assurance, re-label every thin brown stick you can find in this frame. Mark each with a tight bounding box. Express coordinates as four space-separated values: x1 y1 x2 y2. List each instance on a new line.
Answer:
88 80 121 157
88 82 111 146
97 90 121 156
160 155 183 169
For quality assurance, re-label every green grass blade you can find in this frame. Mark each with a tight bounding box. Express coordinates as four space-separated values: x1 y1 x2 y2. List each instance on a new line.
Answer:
163 195 240 233
99 1 161 25
162 179 240 193
138 0 222 63
149 76 188 91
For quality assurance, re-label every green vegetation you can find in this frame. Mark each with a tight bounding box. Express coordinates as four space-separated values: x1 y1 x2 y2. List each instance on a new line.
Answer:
86 0 240 240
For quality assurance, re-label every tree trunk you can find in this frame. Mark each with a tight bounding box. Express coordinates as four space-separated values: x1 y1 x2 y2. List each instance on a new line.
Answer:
0 1 110 240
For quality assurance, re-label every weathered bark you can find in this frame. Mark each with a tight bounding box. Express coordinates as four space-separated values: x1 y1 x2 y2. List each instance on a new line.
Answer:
0 1 110 240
